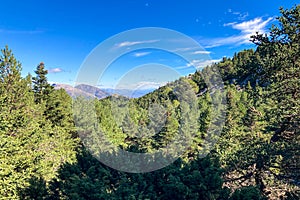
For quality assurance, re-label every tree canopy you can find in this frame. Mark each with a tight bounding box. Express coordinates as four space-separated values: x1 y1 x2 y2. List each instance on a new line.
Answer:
0 5 299 200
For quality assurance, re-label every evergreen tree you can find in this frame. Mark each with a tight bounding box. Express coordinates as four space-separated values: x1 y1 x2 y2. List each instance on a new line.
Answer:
0 46 40 198
0 47 78 199
251 5 300 190
251 5 300 139
32 62 53 103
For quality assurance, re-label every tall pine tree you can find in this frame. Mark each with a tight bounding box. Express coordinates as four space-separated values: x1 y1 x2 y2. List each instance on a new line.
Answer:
32 62 53 104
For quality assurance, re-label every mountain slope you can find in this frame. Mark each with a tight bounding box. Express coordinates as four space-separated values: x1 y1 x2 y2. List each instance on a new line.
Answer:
52 83 109 99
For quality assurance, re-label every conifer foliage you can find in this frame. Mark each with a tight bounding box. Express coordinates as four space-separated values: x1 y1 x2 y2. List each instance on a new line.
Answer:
0 46 78 199
0 5 299 200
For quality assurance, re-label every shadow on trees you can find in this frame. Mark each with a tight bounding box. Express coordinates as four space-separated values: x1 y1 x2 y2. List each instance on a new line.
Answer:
19 145 233 200
19 145 273 200
220 138 300 199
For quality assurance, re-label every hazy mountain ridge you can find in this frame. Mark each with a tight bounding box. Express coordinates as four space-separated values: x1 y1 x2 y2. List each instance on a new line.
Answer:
52 83 99 98
52 83 156 98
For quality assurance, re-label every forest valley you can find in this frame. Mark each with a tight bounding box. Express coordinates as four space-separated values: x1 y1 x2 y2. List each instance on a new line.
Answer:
0 5 299 200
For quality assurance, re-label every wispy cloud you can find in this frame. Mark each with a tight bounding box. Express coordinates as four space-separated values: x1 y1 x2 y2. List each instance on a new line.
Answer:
133 52 151 57
202 17 273 48
203 35 246 48
115 39 159 48
187 59 222 68
172 47 211 55
225 17 273 33
175 59 221 70
48 67 64 73
192 50 211 55
227 9 249 20
173 47 199 52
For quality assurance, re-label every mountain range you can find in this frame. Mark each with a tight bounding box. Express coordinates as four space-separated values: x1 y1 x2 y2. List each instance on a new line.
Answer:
52 83 156 99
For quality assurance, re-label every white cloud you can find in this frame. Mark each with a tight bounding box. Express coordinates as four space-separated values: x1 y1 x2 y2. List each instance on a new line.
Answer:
227 17 273 33
48 67 63 73
173 47 199 52
233 11 249 20
133 52 151 57
223 22 237 27
203 35 246 48
192 50 211 55
173 47 211 55
116 39 159 48
226 9 249 20
175 59 221 70
203 17 273 48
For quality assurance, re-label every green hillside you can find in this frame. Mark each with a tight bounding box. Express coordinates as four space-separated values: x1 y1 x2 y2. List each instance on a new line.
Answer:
0 5 299 200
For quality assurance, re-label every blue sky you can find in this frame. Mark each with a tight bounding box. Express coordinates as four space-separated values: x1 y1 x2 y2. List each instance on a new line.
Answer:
0 0 297 89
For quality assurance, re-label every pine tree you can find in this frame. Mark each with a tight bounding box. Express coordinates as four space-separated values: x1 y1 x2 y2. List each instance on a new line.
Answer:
32 62 53 104
0 47 78 199
251 5 300 140
0 46 43 198
251 6 300 189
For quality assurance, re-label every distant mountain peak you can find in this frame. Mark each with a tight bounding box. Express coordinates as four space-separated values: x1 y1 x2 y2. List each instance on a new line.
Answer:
53 83 109 99
53 83 156 99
